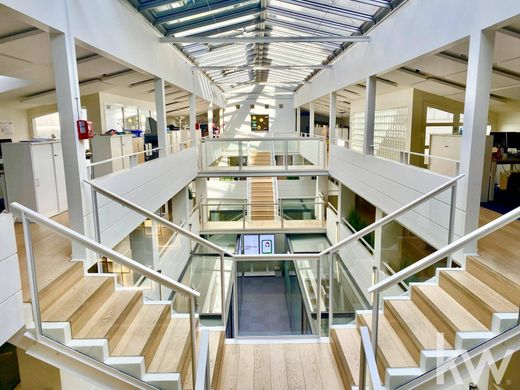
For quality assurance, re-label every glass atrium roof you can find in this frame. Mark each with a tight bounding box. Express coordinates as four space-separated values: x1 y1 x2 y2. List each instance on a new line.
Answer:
126 0 401 92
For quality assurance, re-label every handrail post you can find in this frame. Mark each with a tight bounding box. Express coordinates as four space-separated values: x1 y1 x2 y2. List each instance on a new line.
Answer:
317 254 323 338
371 291 380 357
90 186 103 273
239 140 243 171
21 211 43 338
281 201 284 229
220 251 226 326
233 263 239 337
284 139 289 170
447 182 458 268
242 203 246 230
328 252 334 330
190 294 197 386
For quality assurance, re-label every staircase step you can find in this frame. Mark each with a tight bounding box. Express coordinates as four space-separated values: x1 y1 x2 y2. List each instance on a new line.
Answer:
111 303 170 365
466 256 520 306
147 317 191 373
39 262 84 312
439 270 516 328
384 299 452 364
330 327 361 388
42 276 114 323
411 284 487 346
357 312 416 380
73 289 143 339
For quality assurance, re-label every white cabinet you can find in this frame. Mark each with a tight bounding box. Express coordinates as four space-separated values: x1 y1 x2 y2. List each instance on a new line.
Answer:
3 141 68 217
91 134 134 177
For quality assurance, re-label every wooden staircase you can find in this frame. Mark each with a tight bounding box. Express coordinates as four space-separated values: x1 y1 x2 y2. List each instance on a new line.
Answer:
249 151 276 221
330 255 519 389
35 260 226 389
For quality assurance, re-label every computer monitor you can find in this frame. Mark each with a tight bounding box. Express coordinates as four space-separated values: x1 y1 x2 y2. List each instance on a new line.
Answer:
0 139 12 159
145 117 157 135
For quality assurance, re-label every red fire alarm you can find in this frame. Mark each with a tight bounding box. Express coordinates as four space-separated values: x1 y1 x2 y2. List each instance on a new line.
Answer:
77 120 94 140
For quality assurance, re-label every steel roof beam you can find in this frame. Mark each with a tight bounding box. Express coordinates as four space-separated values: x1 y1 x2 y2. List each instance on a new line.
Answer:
163 5 262 35
152 0 249 25
161 35 369 43
277 0 374 22
138 0 179 12
348 0 391 8
196 64 330 70
267 6 360 32
170 18 262 37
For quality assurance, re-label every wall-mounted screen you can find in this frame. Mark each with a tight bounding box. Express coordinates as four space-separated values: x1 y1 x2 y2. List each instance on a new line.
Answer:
242 234 275 255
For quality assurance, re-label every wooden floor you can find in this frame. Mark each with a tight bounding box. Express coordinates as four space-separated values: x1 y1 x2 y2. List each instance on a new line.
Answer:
218 342 345 390
15 212 73 302
479 207 520 263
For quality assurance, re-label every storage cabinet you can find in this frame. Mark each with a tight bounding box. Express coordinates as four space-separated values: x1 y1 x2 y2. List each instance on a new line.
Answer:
3 141 68 217
91 134 133 177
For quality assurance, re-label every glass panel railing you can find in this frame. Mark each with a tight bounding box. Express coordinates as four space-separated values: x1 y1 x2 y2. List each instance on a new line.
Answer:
199 136 327 172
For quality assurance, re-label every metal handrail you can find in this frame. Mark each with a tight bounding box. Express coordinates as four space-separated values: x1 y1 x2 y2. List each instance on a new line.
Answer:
369 206 520 294
12 201 200 385
11 202 199 298
84 180 234 258
201 136 324 142
370 144 461 164
359 326 384 390
87 147 163 168
320 174 464 256
341 217 375 254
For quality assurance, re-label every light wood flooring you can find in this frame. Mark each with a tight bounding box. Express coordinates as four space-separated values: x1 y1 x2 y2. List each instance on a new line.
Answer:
218 342 345 390
478 207 520 270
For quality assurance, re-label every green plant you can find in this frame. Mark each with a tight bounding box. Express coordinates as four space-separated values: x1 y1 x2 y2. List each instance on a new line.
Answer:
347 208 375 248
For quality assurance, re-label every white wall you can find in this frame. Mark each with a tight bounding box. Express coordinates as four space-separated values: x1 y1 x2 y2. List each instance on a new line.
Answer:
496 111 520 132
0 0 225 107
0 213 24 346
278 178 316 198
0 105 31 141
224 96 295 135
207 179 247 200
92 147 198 251
330 145 464 250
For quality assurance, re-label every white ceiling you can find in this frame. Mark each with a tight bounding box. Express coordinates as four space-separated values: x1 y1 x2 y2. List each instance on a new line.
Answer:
0 13 212 117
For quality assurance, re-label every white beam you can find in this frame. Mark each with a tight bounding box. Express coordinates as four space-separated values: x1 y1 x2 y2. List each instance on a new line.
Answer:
364 75 376 155
189 94 197 145
309 101 315 136
160 36 370 44
154 78 168 157
460 30 496 253
329 91 337 142
196 65 331 70
296 106 301 133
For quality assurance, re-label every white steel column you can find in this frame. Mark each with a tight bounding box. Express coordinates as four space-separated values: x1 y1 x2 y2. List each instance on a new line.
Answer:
189 94 197 144
309 102 315 136
219 108 225 133
329 91 337 143
154 78 168 156
207 103 214 136
50 32 89 259
364 75 377 155
296 106 301 134
460 30 496 252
